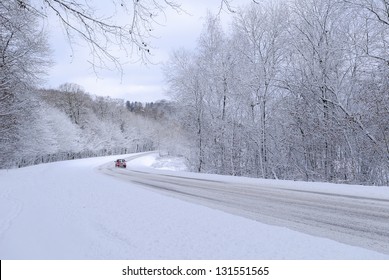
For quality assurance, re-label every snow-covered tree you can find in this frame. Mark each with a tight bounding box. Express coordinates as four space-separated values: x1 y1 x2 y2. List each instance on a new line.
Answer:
165 0 389 185
0 0 50 167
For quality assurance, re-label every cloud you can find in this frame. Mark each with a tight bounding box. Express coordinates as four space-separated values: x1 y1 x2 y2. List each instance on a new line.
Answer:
73 76 167 102
44 0 253 102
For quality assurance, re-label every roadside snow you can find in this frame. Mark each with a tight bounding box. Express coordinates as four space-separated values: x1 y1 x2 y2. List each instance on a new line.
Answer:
127 153 188 171
0 153 388 259
132 153 389 201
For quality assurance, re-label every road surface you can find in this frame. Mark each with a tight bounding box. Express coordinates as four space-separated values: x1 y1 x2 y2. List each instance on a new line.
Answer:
99 154 389 255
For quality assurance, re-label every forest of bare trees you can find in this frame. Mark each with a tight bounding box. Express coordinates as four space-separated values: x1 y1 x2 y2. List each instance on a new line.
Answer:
166 0 389 185
4 83 176 168
1 0 389 186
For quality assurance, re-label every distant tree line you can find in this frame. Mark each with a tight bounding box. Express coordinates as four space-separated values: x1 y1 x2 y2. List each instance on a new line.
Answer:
126 100 175 120
2 80 177 168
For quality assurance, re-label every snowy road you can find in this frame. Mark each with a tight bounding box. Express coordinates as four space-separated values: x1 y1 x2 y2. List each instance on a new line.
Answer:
101 154 389 255
1 153 388 259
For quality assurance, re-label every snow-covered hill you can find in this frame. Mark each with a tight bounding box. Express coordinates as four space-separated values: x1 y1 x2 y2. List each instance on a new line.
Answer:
0 153 388 259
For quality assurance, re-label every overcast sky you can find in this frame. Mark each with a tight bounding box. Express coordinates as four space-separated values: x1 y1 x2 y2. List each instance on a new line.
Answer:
44 1 252 103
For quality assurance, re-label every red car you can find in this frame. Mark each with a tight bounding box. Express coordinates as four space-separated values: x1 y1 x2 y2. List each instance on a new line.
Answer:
115 159 127 168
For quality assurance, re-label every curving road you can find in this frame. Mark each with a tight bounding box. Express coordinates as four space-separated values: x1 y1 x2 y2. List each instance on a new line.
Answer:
100 154 389 255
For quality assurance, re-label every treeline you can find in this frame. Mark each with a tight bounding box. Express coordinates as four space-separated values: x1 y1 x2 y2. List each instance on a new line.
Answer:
1 82 177 168
165 0 389 185
126 100 175 119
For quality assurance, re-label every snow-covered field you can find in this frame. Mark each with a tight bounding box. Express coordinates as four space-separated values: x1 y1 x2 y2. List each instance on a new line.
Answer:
0 153 388 259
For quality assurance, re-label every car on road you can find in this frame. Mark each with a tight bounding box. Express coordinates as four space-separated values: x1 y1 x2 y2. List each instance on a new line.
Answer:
115 159 127 168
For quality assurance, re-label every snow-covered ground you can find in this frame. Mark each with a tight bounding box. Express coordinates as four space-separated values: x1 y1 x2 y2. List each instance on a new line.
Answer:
0 152 388 259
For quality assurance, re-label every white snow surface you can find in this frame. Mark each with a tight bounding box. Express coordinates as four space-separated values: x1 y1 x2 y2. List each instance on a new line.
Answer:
0 152 388 260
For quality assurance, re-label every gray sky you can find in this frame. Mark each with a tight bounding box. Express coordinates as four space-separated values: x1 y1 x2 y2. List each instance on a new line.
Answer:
44 1 251 102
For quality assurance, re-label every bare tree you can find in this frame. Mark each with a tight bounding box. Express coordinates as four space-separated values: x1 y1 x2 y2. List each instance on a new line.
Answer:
33 0 181 69
0 1 51 95
232 2 289 178
165 48 206 172
12 0 260 73
0 0 51 167
57 83 91 125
